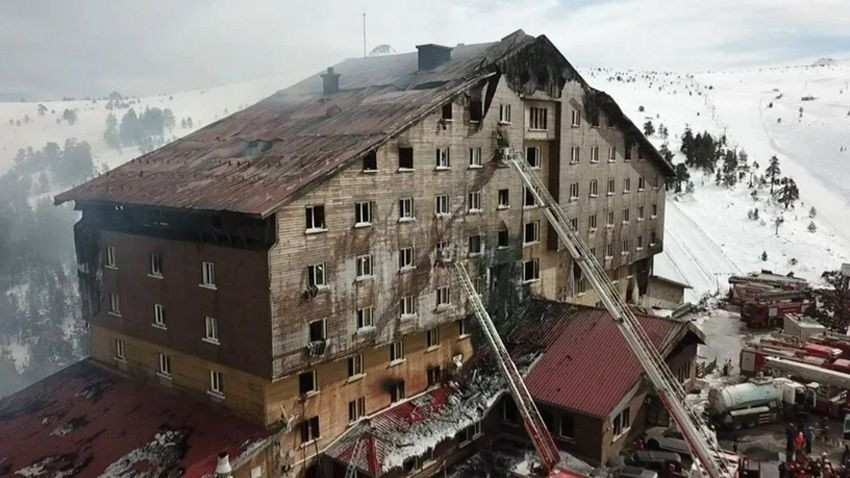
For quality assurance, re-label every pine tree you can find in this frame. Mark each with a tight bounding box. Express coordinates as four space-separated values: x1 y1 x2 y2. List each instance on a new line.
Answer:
775 177 800 209
809 207 817 219
643 120 655 137
103 113 121 150
680 128 694 158
120 108 141 146
721 149 739 187
766 155 781 193
808 221 817 233
761 251 768 261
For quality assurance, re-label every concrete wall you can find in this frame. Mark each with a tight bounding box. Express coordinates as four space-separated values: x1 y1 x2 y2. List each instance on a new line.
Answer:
644 276 687 309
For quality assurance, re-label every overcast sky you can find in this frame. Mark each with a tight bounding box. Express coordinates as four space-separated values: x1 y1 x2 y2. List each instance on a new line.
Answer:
2 0 849 99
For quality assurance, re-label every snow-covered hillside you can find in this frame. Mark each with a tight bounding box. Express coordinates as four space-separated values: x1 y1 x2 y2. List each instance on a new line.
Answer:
583 62 850 301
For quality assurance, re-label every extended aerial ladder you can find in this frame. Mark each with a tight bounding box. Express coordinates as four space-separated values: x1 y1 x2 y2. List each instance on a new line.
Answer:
506 152 739 478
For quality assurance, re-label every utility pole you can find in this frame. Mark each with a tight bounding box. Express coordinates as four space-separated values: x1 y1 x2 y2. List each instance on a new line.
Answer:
362 13 367 58
841 263 850 332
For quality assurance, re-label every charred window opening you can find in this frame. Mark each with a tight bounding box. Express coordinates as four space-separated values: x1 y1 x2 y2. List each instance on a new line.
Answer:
427 366 442 387
498 228 509 248
469 88 483 123
300 416 320 444
362 151 377 171
442 102 453 121
308 319 326 342
299 369 318 395
389 380 406 402
398 147 414 169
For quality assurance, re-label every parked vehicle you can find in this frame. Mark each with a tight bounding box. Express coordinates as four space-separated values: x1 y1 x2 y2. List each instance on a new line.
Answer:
708 377 816 429
613 466 659 478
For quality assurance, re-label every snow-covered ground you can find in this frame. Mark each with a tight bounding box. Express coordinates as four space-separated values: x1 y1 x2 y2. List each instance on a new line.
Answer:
583 62 850 301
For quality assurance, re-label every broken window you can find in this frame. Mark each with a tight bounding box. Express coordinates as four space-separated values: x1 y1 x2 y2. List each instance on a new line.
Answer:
398 147 414 170
570 146 580 164
305 205 326 231
390 380 406 403
401 295 417 317
299 369 318 395
109 292 121 316
569 183 579 200
399 197 414 221
426 327 440 348
523 259 539 282
526 146 540 168
204 316 219 343
348 354 364 378
356 307 374 330
114 338 125 359
442 102 453 120
390 340 405 363
300 416 320 444
499 104 511 123
570 109 581 127
150 253 162 277
308 319 326 342
158 353 171 376
348 397 366 423
436 286 450 307
106 245 117 268
498 228 509 248
354 201 372 226
399 247 414 270
469 89 483 123
209 369 224 395
524 222 540 245
498 189 509 208
153 304 165 327
529 107 548 130
362 151 377 171
588 214 597 231
468 235 483 255
435 194 449 216
468 147 482 167
355 254 373 278
307 263 326 287
435 147 450 168
467 191 482 212
427 366 442 387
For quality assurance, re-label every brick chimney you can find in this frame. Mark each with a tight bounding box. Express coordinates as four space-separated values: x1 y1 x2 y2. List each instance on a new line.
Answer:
415 44 452 71
320 67 340 95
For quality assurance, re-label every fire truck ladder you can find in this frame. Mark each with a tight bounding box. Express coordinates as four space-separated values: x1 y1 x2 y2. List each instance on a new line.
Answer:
345 437 365 478
452 260 562 473
508 153 737 478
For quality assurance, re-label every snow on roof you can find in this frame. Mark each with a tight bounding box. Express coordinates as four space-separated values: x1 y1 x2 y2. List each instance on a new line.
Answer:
653 247 692 288
0 359 273 478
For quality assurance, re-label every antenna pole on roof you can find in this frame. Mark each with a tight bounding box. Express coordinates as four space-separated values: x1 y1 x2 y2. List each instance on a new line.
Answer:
362 13 367 58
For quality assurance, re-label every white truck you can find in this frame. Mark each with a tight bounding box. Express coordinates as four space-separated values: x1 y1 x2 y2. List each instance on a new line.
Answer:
708 377 816 429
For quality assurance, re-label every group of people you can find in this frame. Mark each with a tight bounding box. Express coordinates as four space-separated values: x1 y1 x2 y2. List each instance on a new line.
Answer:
781 421 850 478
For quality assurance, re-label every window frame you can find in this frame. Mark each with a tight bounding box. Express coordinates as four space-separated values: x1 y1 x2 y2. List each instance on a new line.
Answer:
356 306 374 330
299 369 319 396
435 147 451 169
570 109 580 127
305 205 326 232
570 146 580 164
569 182 579 201
400 295 417 318
201 261 216 289
348 396 366 424
307 262 327 288
348 354 364 379
468 234 483 256
153 303 166 328
308 318 327 342
436 286 451 307
467 191 482 213
114 338 125 360
398 247 415 271
497 189 510 209
529 106 549 130
523 221 540 245
398 147 414 170
204 316 220 345
398 197 415 222
389 339 405 364
526 146 541 169
149 253 162 277
523 258 540 283
426 327 441 349
468 147 482 168
108 292 121 316
105 245 117 269
499 104 512 124
158 352 172 377
209 369 224 397
355 254 373 279
435 194 449 216
354 201 372 227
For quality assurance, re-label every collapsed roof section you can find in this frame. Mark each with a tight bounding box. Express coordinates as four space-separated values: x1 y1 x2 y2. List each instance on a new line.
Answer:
55 30 672 218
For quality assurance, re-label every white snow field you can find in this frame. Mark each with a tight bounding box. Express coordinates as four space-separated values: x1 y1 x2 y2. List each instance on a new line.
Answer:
583 62 850 301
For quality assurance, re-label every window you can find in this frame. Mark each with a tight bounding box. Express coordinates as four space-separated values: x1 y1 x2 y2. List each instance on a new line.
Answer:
202 261 216 288
301 416 320 444
652 203 658 218
435 194 449 216
588 214 597 231
435 147 450 169
467 191 482 212
399 147 414 169
363 151 377 171
498 189 509 208
651 231 658 245
307 263 326 287
427 366 442 387
459 317 470 337
354 201 372 226
472 276 483 294
204 316 219 344
524 221 540 244
460 422 482 444
435 241 449 261
526 146 541 168
105 245 117 269
589 179 598 197
390 380 406 403
523 259 540 282
470 90 483 122
624 144 633 161
570 146 580 164
356 307 374 330
613 407 630 437
607 211 615 227
606 243 614 258
622 239 630 255
305 205 326 231
399 247 414 270
653 175 660 189
569 182 579 200
401 295 417 317
608 147 616 162
623 178 631 193
523 187 537 207
638 148 645 160
299 369 318 395
590 146 599 163
159 353 171 376
560 415 575 439
426 327 440 348
638 206 645 221
399 198 414 221
348 397 366 423
390 339 405 363
150 253 162 277
309 319 326 342
468 235 483 256
591 110 600 128
498 228 509 248
109 293 121 316
468 147 482 168
499 104 511 123
355 254 373 278
529 107 548 130
607 179 616 196
623 208 630 223
210 369 224 396
570 109 580 127
569 218 578 231
502 400 519 424
348 354 364 378
442 102 453 120
436 286 450 307
153 304 165 328
637 235 644 250
638 177 646 191
114 338 125 360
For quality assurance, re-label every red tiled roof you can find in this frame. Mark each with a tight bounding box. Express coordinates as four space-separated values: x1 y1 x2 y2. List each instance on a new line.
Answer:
507 299 685 419
0 359 272 477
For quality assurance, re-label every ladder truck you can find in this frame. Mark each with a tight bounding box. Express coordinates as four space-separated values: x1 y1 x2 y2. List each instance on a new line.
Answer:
501 151 744 478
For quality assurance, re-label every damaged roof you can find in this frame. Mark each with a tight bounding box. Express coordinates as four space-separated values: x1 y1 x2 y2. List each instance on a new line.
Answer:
0 359 272 478
506 299 694 419
55 30 671 217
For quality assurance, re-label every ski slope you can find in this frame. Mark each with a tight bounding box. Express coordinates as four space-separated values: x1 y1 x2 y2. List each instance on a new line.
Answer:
584 62 850 300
